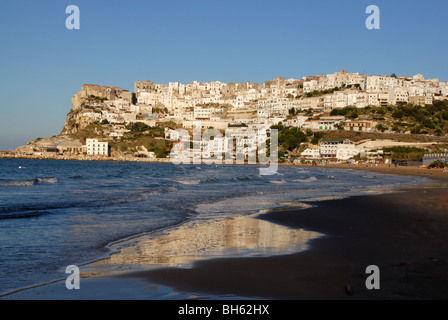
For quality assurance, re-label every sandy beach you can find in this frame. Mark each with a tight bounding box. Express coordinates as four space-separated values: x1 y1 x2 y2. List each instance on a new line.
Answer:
2 165 448 300
122 165 448 299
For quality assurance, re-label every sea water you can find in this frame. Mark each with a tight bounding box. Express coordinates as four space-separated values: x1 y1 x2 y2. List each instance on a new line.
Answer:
0 158 427 295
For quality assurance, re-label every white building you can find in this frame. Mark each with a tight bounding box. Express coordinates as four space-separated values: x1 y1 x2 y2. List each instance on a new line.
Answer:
320 139 359 160
317 116 345 130
86 139 109 156
303 80 318 93
194 107 212 120
347 92 368 108
300 148 321 159
389 87 409 104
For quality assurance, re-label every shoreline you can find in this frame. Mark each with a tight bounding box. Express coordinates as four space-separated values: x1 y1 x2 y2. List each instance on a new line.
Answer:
120 179 448 300
2 164 448 300
113 166 448 299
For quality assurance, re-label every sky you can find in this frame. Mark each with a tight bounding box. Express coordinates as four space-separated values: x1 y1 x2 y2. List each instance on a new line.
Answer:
0 0 447 150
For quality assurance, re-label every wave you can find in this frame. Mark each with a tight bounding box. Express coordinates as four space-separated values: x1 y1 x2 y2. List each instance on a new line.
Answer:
292 176 318 183
269 179 287 184
171 179 201 185
37 177 58 184
163 186 179 192
0 180 36 187
0 177 58 187
234 175 253 181
0 211 52 220
0 189 160 217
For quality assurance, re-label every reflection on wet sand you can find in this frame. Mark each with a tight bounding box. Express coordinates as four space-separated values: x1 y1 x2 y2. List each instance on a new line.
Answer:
83 213 322 277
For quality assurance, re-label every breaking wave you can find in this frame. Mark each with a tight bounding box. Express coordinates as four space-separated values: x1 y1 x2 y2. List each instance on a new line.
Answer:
269 179 287 184
163 186 179 192
171 179 201 185
292 176 318 183
0 177 58 187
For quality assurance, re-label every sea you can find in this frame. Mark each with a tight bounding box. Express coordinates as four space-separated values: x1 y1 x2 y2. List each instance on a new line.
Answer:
0 158 428 296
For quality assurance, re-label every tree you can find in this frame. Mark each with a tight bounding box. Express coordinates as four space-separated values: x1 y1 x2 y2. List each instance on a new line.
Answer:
410 126 421 134
277 127 307 151
422 118 436 129
127 122 150 132
392 110 404 119
311 132 325 145
348 111 359 119
376 124 386 132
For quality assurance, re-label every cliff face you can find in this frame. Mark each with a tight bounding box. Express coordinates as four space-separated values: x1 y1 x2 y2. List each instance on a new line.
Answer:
61 83 131 135
15 135 83 154
60 109 95 135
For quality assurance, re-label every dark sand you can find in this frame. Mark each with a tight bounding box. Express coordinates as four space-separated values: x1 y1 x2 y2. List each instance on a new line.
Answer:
122 167 448 300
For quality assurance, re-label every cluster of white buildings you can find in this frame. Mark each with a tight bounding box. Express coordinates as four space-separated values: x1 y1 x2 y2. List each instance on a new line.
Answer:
304 71 446 109
75 71 448 138
168 127 266 161
300 139 361 161
134 71 447 125
71 71 447 159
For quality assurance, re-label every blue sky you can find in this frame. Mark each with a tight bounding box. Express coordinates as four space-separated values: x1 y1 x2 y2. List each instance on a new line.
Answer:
0 0 447 150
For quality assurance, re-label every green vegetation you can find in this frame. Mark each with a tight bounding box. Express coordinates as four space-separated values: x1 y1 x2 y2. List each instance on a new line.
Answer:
311 132 325 145
376 124 387 132
288 107 298 116
325 100 448 136
429 161 447 168
86 95 107 103
126 122 151 132
330 106 358 118
271 123 307 152
383 146 427 160
306 87 340 98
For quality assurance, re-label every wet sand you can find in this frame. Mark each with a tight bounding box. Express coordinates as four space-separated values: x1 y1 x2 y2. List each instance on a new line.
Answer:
120 167 448 300
324 164 448 182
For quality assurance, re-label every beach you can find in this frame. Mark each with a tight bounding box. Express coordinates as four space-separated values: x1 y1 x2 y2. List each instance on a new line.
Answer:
133 184 448 299
119 166 448 300
2 164 448 300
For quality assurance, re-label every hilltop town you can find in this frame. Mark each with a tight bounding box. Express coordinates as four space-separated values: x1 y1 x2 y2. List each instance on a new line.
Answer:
5 70 448 166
